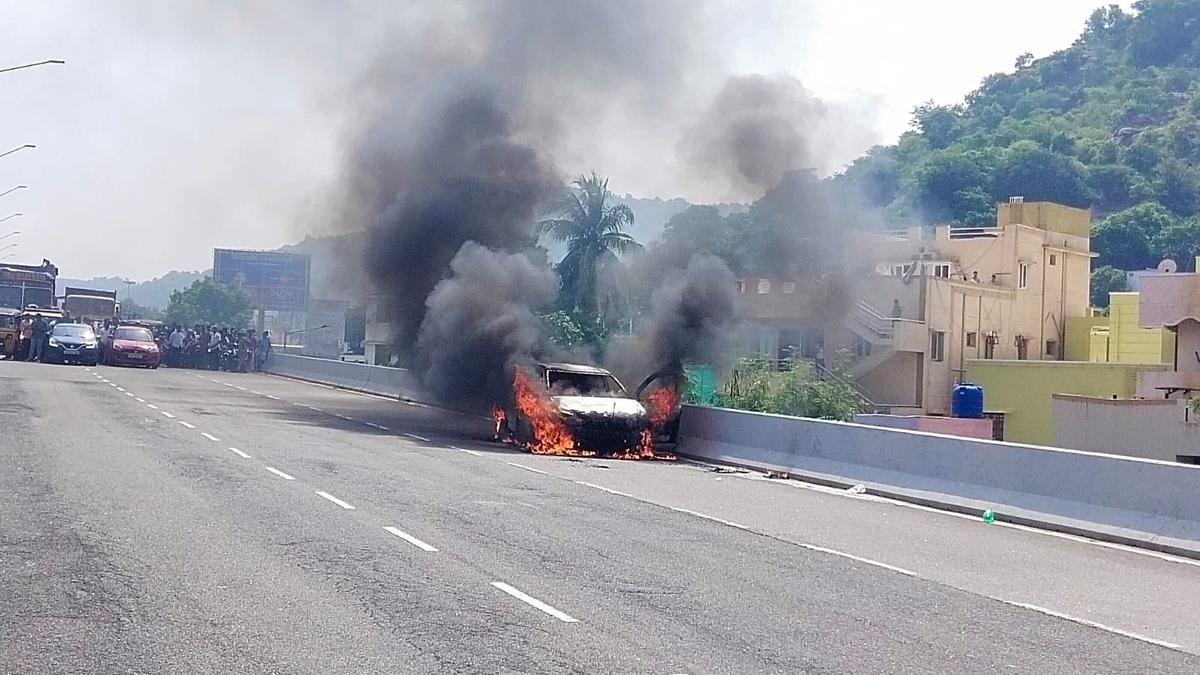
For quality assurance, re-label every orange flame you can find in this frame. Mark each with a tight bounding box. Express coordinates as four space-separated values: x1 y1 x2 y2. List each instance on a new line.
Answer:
643 386 680 428
511 368 595 457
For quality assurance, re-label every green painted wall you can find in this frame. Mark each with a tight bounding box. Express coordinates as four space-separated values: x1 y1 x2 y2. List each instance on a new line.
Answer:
965 360 1167 445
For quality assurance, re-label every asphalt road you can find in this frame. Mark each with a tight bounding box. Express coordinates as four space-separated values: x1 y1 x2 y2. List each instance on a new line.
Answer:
3 360 1199 674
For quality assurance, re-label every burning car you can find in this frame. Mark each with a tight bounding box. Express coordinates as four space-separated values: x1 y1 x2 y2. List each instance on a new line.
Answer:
496 362 655 457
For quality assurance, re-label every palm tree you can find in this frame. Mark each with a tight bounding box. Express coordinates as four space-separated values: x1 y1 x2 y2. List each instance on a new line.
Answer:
539 172 641 318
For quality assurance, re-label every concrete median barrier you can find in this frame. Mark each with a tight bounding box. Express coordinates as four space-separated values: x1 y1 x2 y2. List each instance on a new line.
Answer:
263 353 427 401
678 405 1200 558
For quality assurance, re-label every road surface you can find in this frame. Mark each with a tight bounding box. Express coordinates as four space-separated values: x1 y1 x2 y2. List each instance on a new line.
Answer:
3 360 1199 674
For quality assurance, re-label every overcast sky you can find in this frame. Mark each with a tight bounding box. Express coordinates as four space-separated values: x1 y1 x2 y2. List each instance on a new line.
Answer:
0 0 1121 280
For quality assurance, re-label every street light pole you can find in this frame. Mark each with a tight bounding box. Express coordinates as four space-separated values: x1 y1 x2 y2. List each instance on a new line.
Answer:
0 145 34 159
0 231 17 242
0 185 27 198
0 253 15 262
0 213 22 225
0 60 65 75
0 243 17 254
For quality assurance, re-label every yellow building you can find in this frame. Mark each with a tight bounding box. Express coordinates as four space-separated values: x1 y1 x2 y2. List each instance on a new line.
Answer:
964 359 1168 445
1065 292 1173 364
738 199 1095 415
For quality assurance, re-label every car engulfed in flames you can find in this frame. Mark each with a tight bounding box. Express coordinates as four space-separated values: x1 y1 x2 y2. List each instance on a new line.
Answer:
494 363 678 459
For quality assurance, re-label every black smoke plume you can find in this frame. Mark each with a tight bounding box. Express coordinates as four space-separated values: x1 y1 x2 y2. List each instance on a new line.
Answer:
415 242 557 404
361 90 560 363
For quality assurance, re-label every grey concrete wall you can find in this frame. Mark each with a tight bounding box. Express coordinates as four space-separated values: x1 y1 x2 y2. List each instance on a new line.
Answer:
1053 395 1200 463
264 352 426 401
678 405 1200 551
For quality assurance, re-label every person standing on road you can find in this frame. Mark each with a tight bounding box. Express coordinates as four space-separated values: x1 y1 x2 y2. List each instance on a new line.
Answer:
256 331 271 371
238 330 255 372
28 315 48 362
208 326 222 370
168 325 185 367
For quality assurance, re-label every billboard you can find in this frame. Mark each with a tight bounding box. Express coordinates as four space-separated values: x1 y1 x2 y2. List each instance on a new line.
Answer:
212 248 310 312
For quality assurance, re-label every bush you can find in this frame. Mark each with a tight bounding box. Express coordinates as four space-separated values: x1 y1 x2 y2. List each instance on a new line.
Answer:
712 355 864 422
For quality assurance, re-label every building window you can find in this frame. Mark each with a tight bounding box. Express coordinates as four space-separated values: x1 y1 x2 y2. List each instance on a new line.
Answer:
1018 262 1030 289
1046 339 1058 357
736 279 746 294
930 331 945 362
756 279 771 294
781 281 796 294
892 264 909 276
929 263 951 279
966 332 977 348
1049 254 1057 266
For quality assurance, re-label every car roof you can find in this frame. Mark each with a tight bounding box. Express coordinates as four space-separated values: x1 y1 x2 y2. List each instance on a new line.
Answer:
539 362 615 376
0 307 18 316
52 323 92 329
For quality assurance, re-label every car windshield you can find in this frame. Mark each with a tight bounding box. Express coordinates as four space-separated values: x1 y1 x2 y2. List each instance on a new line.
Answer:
114 327 154 342
52 324 95 339
547 370 625 397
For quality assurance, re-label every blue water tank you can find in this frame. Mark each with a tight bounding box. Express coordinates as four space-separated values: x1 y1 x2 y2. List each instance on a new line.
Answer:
952 382 984 419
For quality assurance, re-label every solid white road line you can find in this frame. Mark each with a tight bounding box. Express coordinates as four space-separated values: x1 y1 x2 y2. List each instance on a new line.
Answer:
135 397 146 403
228 447 251 459
452 446 484 457
1004 600 1187 653
200 432 220 442
160 410 174 418
506 461 549 476
265 467 296 481
668 506 750 531
315 491 356 510
574 481 634 498
490 582 578 623
404 432 431 442
178 421 196 429
383 526 439 552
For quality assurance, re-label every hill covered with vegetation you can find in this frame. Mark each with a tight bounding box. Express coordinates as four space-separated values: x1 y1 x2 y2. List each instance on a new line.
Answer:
836 0 1200 304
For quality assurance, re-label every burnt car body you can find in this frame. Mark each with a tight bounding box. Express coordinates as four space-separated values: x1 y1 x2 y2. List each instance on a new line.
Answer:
506 363 650 453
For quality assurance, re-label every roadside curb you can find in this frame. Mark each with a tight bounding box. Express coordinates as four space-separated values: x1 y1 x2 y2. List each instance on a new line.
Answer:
679 452 1200 562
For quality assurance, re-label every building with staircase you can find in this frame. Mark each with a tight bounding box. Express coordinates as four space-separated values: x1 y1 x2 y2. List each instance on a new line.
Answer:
737 199 1094 415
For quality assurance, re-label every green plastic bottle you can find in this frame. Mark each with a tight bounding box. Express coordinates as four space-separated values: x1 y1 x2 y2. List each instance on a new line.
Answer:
981 509 996 524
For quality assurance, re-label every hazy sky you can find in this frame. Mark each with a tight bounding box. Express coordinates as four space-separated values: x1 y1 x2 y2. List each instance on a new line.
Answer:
0 1 1121 280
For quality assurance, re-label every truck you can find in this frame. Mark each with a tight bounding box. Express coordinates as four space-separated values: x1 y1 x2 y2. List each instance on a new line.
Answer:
61 287 119 324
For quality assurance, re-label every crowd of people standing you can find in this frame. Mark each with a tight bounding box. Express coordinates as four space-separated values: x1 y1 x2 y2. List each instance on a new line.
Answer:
161 324 272 372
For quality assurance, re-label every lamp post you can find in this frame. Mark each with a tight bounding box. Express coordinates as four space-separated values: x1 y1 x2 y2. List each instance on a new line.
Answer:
0 243 17 254
0 231 17 242
282 324 329 350
0 60 65 75
0 253 15 262
0 145 34 160
0 185 26 198
0 213 22 225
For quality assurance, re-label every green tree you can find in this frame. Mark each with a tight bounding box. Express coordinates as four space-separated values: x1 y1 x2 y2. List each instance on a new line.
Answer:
539 173 641 318
1090 265 1128 308
164 277 255 327
714 355 864 422
1151 217 1200 268
991 144 1091 207
910 101 962 150
1092 218 1153 270
915 150 996 224
1156 160 1200 216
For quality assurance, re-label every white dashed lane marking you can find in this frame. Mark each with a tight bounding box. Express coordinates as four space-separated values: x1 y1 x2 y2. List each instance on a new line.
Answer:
178 421 196 429
404 432 431 442
383 526 439 552
265 467 296 481
200 432 220 442
159 410 174 418
490 582 578 623
228 447 251 459
314 491 356 510
147 404 159 410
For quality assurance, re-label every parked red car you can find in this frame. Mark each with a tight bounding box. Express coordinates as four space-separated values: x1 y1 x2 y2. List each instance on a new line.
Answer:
105 325 161 368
